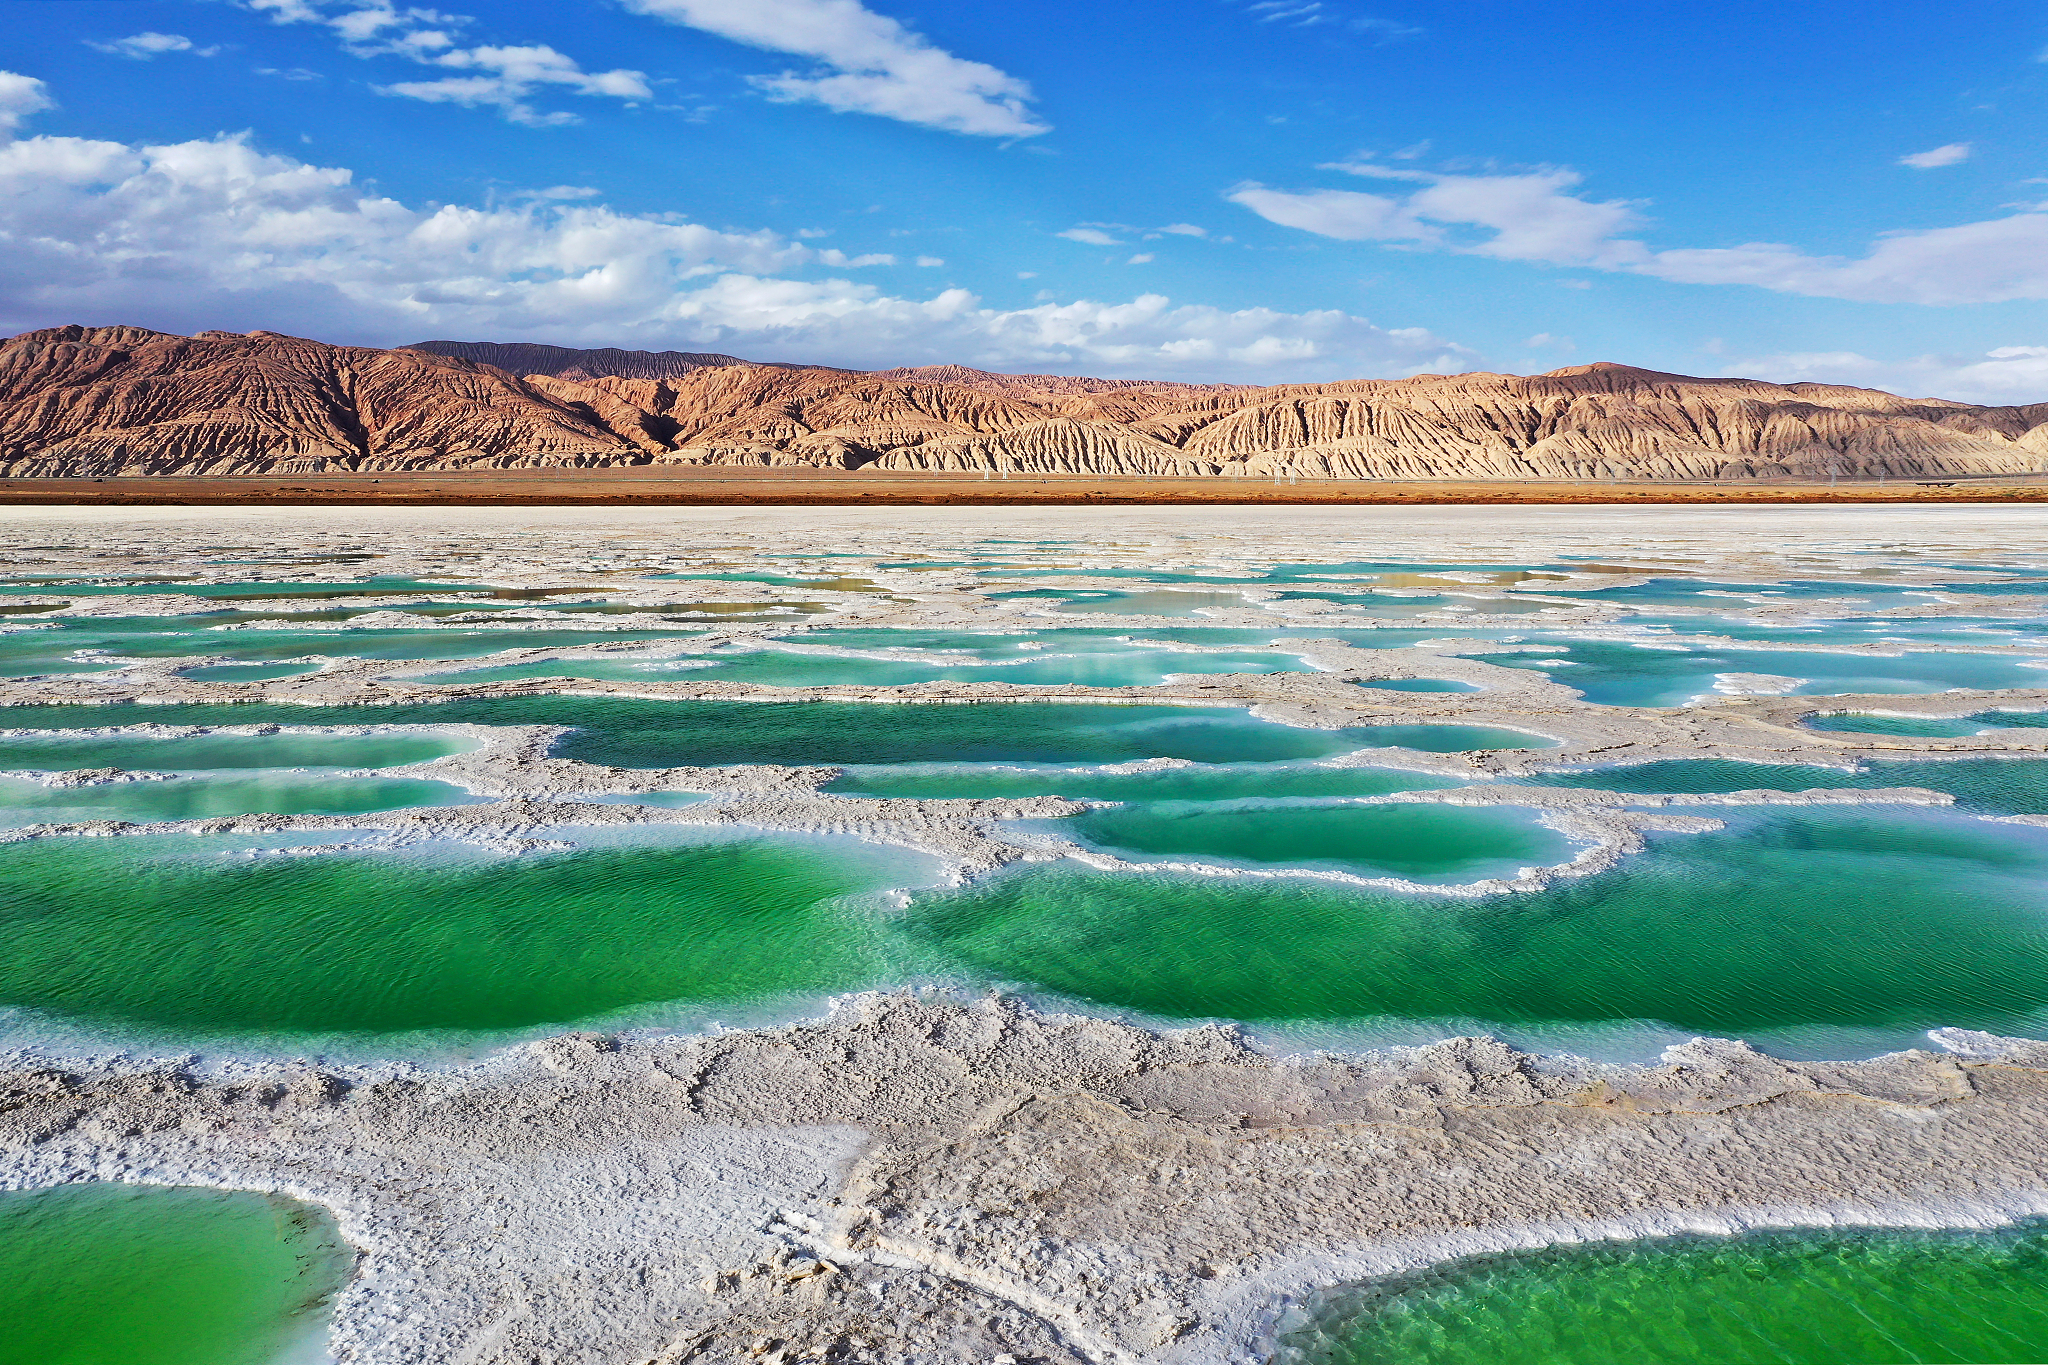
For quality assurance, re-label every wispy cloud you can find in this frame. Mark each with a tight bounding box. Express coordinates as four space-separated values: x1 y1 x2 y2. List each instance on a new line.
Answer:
1058 226 1124 245
1232 163 1642 265
615 0 1048 137
1233 152 2048 305
245 0 650 125
86 32 221 59
1241 2 1420 39
1898 142 1971 169
1247 0 1325 24
1731 346 2048 405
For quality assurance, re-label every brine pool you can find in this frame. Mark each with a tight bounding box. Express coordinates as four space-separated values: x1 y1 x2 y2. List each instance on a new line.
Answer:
9 526 2048 1364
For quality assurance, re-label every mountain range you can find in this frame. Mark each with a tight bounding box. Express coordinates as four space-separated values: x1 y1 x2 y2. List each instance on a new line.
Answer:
3 324 2044 482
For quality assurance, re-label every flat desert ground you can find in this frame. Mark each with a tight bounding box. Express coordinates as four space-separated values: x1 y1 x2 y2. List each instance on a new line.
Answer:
4 467 2048 506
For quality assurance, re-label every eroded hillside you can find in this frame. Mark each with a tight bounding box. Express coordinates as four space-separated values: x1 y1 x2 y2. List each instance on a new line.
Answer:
4 324 2045 481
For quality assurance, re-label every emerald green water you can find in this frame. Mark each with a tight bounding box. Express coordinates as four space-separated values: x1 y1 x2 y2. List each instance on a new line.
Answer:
0 700 1417 767
1357 679 1479 693
0 1183 348 1365
1066 801 1564 880
1527 756 2048 813
1806 709 2048 738
8 805 2047 1047
827 760 1461 801
1289 1223 2048 1365
0 730 473 771
904 811 2048 1037
0 832 925 1043
0 773 474 824
1468 640 2046 706
416 646 1314 689
7 556 2048 1085
0 622 708 672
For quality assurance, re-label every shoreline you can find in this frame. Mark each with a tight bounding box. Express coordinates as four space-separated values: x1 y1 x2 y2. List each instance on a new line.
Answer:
6 469 2048 507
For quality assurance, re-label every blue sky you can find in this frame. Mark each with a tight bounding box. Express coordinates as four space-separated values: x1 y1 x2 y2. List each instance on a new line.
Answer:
3 0 2047 399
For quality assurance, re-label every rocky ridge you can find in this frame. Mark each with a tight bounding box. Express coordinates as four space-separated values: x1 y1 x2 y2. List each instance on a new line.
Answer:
4 324 2046 481
403 339 763 381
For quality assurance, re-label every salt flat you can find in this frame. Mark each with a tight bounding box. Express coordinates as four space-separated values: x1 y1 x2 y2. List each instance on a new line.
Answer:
3 503 2048 1364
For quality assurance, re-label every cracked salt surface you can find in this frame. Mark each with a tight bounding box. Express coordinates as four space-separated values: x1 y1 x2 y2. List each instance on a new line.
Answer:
8 505 2048 1363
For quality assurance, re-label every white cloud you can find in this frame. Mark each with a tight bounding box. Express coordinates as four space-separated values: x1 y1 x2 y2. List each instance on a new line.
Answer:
915 255 944 267
1158 223 1207 237
1239 3 1419 39
1522 332 1574 351
245 0 649 125
87 33 221 59
1636 216 2048 304
615 0 1047 137
0 78 1470 383
1234 155 2048 304
1899 142 1971 169
1351 16 1423 39
0 72 51 139
1227 185 1429 243
1248 1 1326 25
1057 226 1123 245
1730 346 2048 406
377 44 654 126
1126 253 1154 264
1229 166 1640 265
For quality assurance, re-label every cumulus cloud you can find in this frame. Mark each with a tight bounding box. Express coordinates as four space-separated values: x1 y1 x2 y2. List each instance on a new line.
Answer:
0 72 51 139
86 33 221 59
245 0 649 125
615 0 1047 137
1729 346 2048 406
0 78 1470 382
1126 253 1154 264
1158 223 1207 237
1899 142 1971 169
1234 155 2048 304
1057 226 1123 245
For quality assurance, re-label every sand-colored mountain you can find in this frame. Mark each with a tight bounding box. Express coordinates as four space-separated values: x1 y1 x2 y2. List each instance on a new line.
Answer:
4 324 2045 481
